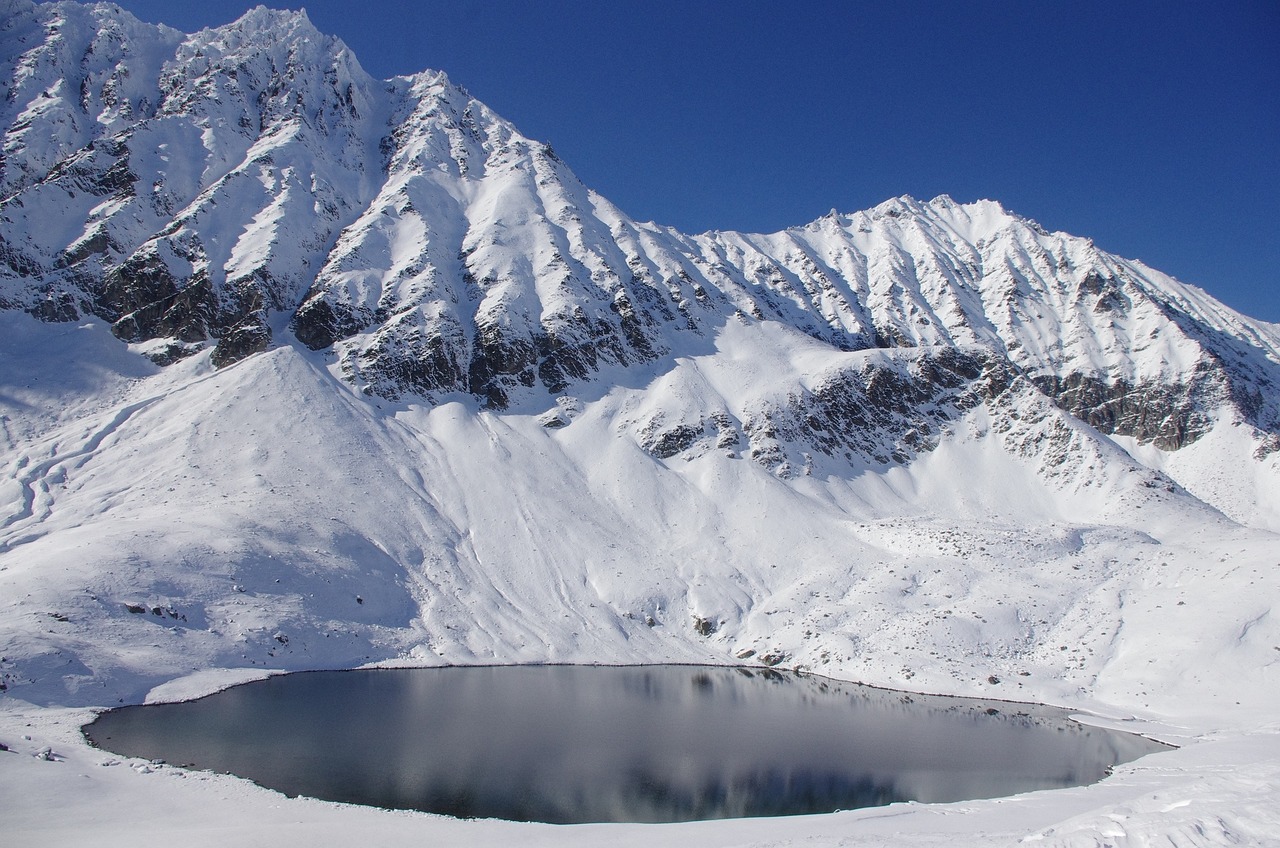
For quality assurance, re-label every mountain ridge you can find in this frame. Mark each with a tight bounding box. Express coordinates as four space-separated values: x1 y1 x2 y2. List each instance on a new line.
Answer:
2 1 1277 528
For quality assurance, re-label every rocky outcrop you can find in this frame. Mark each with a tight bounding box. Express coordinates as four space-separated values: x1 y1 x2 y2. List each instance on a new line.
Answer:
100 252 216 344
755 350 1014 472
292 295 370 352
636 348 1021 476
0 3 383 369
1032 373 1212 451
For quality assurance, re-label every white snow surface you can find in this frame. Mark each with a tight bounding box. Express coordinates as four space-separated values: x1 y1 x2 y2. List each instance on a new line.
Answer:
1 3 1279 846
2 311 1278 847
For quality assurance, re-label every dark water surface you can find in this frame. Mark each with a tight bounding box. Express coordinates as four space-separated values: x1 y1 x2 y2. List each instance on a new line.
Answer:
84 665 1167 823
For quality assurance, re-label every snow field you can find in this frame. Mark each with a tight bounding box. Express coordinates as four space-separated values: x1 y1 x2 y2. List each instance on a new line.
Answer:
1 312 1278 845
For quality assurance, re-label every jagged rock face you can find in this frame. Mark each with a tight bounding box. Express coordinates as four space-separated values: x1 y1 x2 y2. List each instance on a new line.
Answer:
0 1 384 366
701 348 1011 475
626 344 1079 488
1031 373 1211 451
2 0 1279 473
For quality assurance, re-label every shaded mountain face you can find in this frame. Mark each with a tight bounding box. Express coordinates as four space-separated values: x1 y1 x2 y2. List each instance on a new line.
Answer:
1 1 1278 521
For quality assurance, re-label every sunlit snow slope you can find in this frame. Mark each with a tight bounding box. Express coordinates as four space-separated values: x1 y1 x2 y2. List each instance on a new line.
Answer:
0 0 1277 751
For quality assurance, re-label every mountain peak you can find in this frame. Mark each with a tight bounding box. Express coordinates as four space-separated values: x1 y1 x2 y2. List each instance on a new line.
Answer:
861 194 1019 230
220 4 319 37
1 0 1277 526
181 3 363 79
867 194 924 218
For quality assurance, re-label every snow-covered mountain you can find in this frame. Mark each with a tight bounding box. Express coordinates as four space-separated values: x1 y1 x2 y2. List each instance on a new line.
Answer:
3 2 1277 531
2 4 1279 846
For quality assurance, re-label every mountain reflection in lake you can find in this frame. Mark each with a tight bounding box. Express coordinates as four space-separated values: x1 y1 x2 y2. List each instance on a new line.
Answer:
84 665 1168 823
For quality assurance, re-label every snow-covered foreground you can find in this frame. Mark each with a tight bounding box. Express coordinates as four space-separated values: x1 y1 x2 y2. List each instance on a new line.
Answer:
2 312 1279 846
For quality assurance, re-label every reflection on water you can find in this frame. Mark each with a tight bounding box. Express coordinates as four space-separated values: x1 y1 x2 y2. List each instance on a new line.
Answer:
84 665 1168 823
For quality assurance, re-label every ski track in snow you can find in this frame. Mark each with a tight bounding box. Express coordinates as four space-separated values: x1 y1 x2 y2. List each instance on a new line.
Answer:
1 396 161 548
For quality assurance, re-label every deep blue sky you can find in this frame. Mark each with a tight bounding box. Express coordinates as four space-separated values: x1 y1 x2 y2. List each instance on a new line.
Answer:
101 1 1279 321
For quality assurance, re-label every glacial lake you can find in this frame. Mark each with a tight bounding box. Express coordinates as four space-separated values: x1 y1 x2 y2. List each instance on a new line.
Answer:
84 664 1167 823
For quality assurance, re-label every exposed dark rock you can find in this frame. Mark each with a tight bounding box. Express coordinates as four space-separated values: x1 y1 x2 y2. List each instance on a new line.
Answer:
97 251 276 365
300 270 674 406
1077 270 1129 314
30 291 79 322
730 349 1017 474
467 323 538 408
292 294 369 350
538 410 568 428
609 292 659 361
143 341 204 366
1032 372 1212 450
210 319 271 368
42 137 136 199
354 322 468 400
533 326 597 395
712 413 741 449
101 253 215 343
646 423 704 459
93 156 138 198
0 235 43 278
1255 434 1280 461
55 230 113 269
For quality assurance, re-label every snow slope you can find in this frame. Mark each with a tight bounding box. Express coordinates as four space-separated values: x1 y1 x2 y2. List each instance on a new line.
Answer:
1 3 1279 846
2 309 1278 846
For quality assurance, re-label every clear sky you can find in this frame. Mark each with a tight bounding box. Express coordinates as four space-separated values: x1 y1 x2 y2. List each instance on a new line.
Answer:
93 0 1279 322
